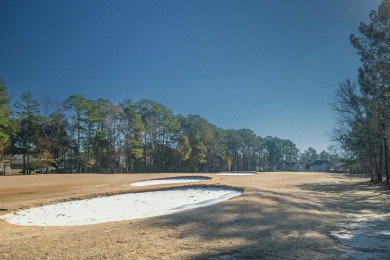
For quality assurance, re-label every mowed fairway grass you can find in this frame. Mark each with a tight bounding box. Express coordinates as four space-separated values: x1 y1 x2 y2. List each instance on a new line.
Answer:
0 172 388 259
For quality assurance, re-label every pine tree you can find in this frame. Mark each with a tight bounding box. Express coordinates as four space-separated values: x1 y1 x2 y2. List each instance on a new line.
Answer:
12 92 40 174
350 0 390 184
63 95 89 173
0 80 13 173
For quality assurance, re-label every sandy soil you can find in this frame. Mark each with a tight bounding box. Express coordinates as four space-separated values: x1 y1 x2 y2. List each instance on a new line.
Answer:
130 176 210 186
0 172 389 259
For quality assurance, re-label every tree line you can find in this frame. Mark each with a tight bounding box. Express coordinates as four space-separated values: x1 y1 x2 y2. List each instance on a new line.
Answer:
0 82 333 174
331 0 390 185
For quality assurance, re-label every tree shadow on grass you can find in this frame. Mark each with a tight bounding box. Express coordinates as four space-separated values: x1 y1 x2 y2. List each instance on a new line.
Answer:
298 181 390 260
299 180 389 212
148 187 345 259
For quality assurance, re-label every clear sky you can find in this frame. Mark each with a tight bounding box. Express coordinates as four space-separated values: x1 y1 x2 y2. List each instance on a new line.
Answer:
0 0 383 153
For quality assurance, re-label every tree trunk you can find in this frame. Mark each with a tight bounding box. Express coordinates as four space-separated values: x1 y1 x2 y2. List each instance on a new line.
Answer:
385 141 390 185
22 154 26 175
27 154 30 175
379 145 383 182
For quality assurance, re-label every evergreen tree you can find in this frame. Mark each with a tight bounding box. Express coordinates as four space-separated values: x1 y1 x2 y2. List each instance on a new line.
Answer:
119 100 144 172
0 80 13 173
63 95 89 173
11 92 40 174
350 0 390 183
37 110 70 173
134 99 178 172
333 0 390 183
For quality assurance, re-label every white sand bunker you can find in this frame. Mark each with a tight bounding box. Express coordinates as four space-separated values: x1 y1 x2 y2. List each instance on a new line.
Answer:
216 171 257 176
1 187 241 227
131 176 210 186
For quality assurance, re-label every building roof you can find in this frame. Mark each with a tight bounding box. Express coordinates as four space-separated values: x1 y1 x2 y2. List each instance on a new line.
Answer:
310 160 330 166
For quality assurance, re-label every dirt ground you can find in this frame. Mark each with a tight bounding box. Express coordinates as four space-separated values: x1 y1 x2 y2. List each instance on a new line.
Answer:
0 172 389 259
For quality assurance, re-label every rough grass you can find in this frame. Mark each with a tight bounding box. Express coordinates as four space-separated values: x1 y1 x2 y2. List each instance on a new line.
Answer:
0 172 388 259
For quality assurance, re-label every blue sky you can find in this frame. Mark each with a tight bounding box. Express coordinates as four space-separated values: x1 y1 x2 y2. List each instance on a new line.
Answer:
0 0 382 153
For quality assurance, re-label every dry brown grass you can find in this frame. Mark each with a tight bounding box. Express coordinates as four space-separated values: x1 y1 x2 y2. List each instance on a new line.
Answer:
0 172 388 259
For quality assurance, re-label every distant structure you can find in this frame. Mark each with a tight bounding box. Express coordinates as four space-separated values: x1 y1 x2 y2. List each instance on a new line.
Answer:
0 160 11 175
277 162 305 172
309 160 332 172
277 160 335 173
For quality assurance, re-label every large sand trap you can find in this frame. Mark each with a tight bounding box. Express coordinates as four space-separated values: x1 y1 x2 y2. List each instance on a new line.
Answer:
131 176 210 186
1 187 241 226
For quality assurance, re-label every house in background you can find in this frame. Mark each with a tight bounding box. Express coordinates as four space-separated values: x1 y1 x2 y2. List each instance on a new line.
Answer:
277 162 305 172
0 160 11 175
9 154 48 174
309 160 332 172
278 162 295 171
293 163 305 172
334 161 369 174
